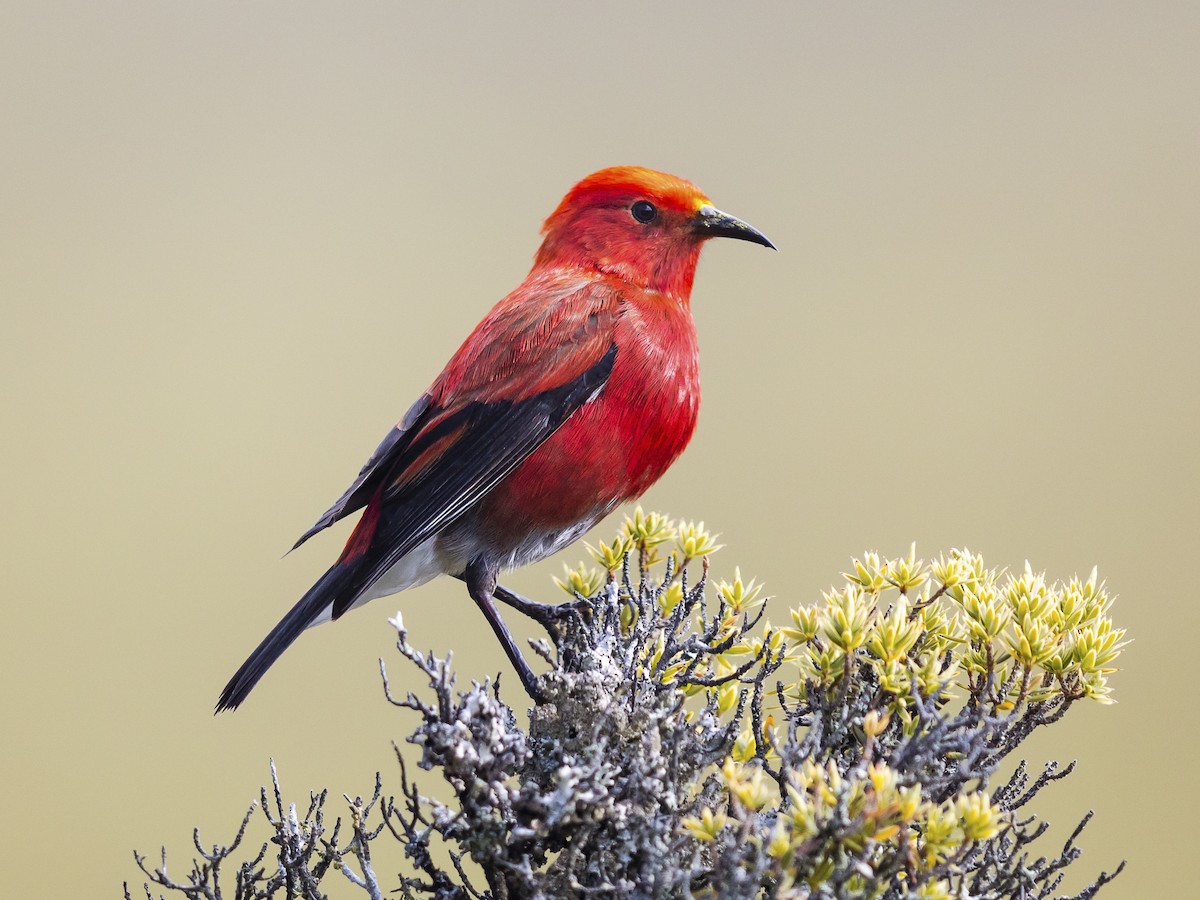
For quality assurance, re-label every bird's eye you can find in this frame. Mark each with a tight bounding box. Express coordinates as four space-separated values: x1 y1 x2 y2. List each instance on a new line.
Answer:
630 200 657 224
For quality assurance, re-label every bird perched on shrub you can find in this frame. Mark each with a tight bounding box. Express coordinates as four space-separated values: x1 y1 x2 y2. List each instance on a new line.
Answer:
217 166 774 711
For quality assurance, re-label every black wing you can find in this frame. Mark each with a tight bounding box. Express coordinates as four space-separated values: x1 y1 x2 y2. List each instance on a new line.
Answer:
217 346 616 711
331 342 617 618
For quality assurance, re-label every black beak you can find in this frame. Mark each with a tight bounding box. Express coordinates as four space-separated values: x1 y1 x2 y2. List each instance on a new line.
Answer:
695 204 776 250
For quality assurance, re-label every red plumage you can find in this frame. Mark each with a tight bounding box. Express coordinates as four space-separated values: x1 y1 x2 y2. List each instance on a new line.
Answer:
216 166 773 711
478 280 700 539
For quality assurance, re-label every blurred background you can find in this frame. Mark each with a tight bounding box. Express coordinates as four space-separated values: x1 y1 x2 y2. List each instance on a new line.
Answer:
2 2 1196 896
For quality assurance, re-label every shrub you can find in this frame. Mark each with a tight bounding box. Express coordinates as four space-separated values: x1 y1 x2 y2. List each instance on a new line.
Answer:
128 511 1126 899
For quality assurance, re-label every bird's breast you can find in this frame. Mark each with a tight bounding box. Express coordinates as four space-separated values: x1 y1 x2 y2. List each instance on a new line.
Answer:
470 297 700 553
596 300 701 495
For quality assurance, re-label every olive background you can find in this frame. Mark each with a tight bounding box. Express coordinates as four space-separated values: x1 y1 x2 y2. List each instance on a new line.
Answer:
2 3 1197 897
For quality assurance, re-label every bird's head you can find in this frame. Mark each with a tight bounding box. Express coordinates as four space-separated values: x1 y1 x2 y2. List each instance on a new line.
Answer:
534 166 774 299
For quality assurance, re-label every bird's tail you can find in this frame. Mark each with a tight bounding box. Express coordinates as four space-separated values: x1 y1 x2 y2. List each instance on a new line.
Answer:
215 561 358 712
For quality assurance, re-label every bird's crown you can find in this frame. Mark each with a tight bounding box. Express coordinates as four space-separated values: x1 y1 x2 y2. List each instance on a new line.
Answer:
542 166 710 235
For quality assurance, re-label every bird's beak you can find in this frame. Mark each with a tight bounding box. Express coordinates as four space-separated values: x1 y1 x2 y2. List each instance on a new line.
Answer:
694 204 776 250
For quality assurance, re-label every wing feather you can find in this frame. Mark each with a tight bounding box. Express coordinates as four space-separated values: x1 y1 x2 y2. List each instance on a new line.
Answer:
330 342 616 618
290 275 622 620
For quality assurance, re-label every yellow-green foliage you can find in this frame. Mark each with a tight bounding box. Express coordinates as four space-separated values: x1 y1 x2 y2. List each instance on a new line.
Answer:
786 545 1127 710
575 513 1126 896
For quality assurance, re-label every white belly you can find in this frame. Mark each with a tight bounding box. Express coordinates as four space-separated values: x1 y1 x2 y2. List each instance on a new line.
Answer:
303 512 604 631
305 536 447 628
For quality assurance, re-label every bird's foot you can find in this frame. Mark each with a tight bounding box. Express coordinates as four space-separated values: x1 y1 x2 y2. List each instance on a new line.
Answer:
511 663 548 704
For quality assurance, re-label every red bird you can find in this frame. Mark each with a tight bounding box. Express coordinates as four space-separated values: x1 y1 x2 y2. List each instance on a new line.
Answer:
216 166 773 711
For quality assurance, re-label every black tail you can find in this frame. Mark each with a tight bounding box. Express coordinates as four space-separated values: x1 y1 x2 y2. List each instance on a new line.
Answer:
215 562 358 712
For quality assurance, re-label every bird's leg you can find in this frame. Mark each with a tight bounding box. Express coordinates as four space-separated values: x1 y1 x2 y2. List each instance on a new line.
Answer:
492 583 590 628
464 559 546 703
